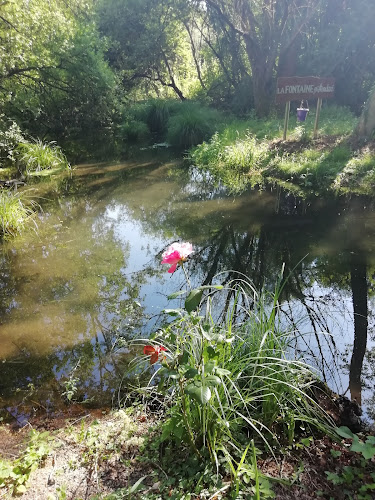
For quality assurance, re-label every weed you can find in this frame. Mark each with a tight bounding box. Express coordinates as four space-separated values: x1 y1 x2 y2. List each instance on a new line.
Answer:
191 132 272 191
121 120 150 144
166 102 222 149
190 105 363 195
0 429 53 495
324 427 375 500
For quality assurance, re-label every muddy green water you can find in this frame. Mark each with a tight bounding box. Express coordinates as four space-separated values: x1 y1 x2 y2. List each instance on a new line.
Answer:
1 152 375 424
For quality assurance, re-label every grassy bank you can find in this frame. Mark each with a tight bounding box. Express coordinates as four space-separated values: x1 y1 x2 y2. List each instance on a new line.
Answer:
0 137 70 238
190 105 375 196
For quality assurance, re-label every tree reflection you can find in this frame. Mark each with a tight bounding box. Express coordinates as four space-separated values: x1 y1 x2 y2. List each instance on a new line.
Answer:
2 159 375 421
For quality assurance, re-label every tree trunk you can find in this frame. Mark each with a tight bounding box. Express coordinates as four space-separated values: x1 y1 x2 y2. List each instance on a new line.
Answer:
356 85 375 137
244 38 275 117
278 35 301 78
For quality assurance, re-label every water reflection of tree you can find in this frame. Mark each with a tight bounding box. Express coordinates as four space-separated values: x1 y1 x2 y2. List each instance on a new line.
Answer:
151 189 375 411
0 191 153 420
349 249 368 405
3 160 375 420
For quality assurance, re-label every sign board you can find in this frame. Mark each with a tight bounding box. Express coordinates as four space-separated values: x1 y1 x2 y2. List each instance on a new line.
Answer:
276 76 335 104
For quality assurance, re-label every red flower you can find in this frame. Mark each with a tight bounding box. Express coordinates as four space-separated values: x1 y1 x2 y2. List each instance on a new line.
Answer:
143 345 167 364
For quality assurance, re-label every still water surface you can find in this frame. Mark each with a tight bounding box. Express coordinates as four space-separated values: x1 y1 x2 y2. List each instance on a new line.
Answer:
1 152 374 424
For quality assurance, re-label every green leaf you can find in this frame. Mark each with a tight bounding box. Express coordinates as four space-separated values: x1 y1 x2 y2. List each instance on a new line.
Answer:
350 440 375 460
330 450 342 458
179 350 189 365
129 475 148 494
204 360 216 374
163 308 182 316
336 426 355 439
185 289 203 313
166 370 179 380
205 375 221 387
197 285 224 291
215 367 231 376
184 367 199 379
160 419 174 442
185 383 212 405
206 346 217 359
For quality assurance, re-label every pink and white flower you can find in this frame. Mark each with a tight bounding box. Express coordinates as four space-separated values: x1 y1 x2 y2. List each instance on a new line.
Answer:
161 242 193 273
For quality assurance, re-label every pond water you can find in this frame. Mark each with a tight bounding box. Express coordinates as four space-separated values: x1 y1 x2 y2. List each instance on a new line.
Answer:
1 151 375 425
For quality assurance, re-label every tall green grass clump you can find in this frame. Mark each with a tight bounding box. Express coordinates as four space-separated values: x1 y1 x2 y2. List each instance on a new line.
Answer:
16 140 70 175
135 261 333 493
0 190 33 237
166 101 223 148
122 99 224 148
121 120 150 144
191 132 271 191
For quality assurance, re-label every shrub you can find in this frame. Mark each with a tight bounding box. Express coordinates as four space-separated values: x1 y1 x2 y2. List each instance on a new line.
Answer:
16 140 70 174
122 99 224 147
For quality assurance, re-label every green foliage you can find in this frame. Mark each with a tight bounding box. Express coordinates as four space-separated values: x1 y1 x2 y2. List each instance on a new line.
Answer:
0 115 24 167
166 102 222 148
336 427 375 460
0 1 119 160
121 120 151 144
136 268 333 495
146 99 174 136
0 190 33 237
16 140 70 175
189 106 370 195
191 131 271 192
323 427 375 499
0 430 53 495
122 99 223 148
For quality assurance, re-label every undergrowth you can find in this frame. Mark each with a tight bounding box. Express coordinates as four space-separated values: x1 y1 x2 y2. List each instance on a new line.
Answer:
0 430 53 495
129 260 335 497
190 105 375 195
122 99 224 149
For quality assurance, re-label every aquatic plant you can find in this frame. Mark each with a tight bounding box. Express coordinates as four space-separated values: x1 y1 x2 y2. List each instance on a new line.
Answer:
0 190 33 237
16 139 70 174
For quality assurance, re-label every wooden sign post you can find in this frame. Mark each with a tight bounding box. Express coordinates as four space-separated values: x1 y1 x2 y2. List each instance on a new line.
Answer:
283 101 290 141
276 76 335 140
